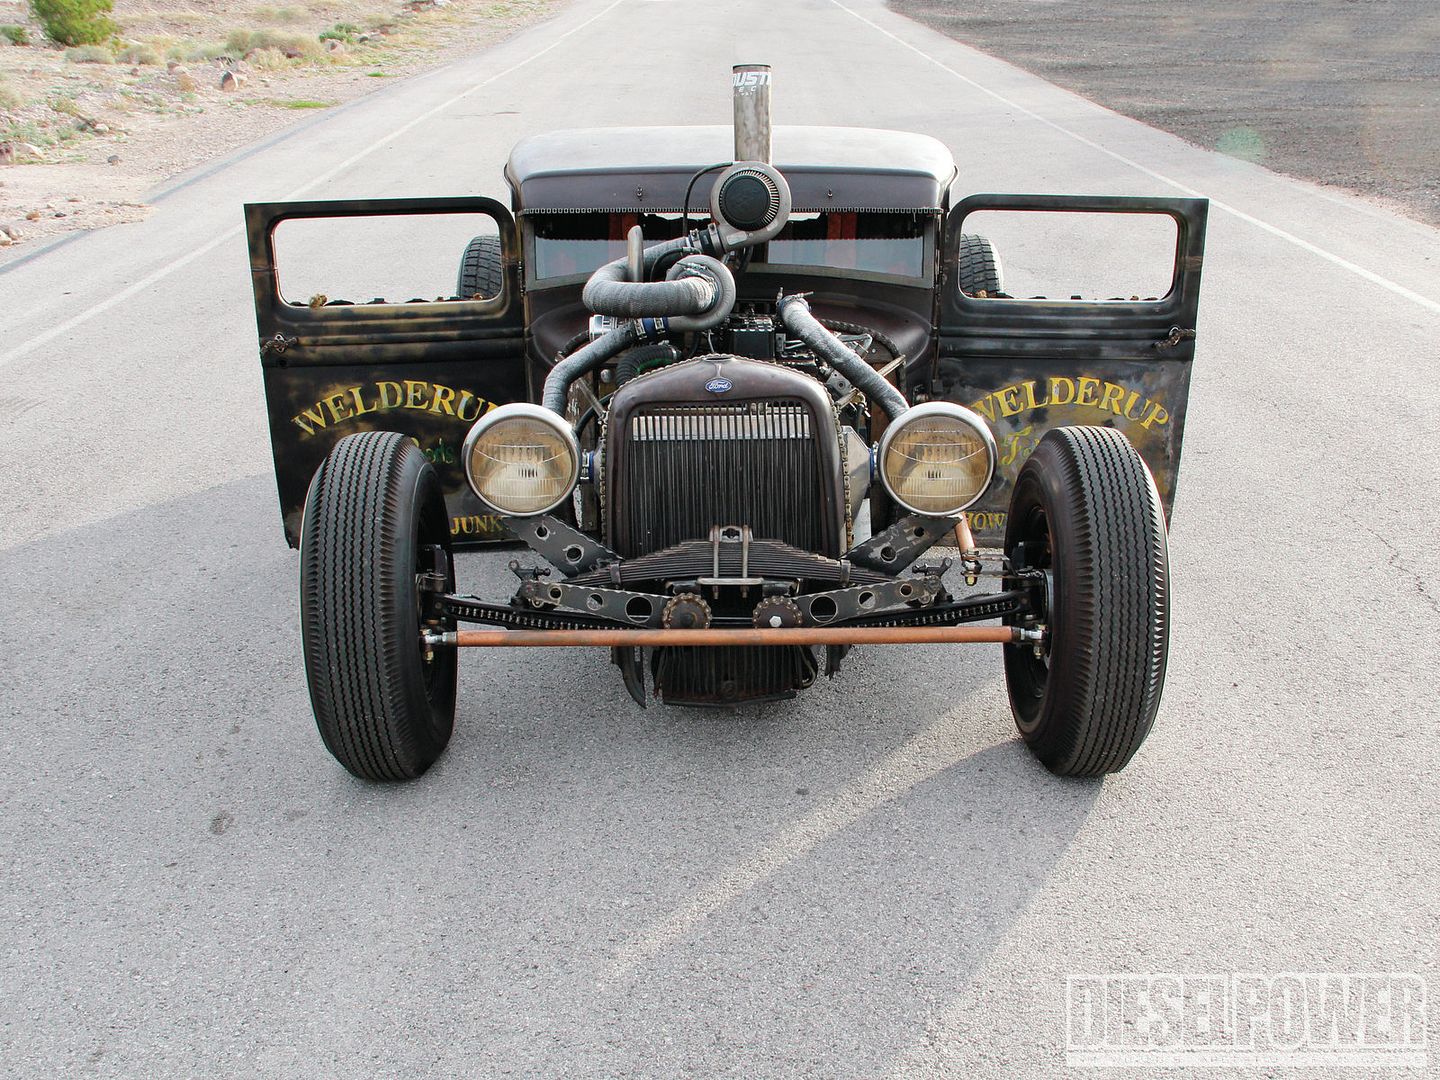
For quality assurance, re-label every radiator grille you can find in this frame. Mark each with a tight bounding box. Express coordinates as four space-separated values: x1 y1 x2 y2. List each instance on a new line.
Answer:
614 401 823 559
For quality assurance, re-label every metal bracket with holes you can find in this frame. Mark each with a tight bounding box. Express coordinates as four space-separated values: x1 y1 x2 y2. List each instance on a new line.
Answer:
846 514 957 576
792 573 945 625
502 514 618 577
515 579 668 627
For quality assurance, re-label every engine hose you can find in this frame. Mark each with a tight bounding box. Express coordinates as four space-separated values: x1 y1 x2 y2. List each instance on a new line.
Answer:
822 319 903 364
616 343 682 385
580 234 694 316
541 323 640 414
776 295 909 421
555 330 590 360
583 253 735 333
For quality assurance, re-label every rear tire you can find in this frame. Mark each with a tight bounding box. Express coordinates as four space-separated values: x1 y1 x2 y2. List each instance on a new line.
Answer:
957 233 1004 296
1003 426 1168 776
456 235 504 299
300 432 457 781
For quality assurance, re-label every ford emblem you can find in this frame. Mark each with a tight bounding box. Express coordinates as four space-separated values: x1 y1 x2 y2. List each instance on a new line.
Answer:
705 377 733 394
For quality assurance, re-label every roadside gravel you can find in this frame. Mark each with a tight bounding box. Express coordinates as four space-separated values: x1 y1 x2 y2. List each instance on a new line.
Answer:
0 0 557 260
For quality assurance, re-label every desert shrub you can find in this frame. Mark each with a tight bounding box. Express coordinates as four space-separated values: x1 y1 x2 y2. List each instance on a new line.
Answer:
245 46 290 70
1 24 32 45
166 41 229 62
116 42 161 64
49 94 82 115
319 22 359 43
225 27 321 59
0 78 23 112
65 42 114 63
29 0 117 47
254 6 306 24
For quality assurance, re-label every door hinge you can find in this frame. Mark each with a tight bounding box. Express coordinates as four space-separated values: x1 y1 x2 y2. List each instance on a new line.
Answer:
260 333 297 357
1154 326 1196 350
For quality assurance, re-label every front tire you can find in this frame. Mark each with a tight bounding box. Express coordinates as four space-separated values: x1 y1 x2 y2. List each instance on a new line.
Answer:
1003 426 1168 776
300 432 457 781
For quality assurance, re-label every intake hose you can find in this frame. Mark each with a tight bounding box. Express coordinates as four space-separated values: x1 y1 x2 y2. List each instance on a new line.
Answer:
583 253 735 332
541 323 640 414
776 295 910 422
545 238 737 414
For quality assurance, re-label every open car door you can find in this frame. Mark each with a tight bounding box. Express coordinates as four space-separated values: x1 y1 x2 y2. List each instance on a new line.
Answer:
245 196 527 548
934 193 1208 545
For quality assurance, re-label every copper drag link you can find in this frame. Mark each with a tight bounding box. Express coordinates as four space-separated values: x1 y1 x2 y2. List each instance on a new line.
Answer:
434 626 1030 648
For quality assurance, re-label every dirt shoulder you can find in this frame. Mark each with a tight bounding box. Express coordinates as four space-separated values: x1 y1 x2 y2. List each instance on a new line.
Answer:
0 0 558 258
890 0 1440 228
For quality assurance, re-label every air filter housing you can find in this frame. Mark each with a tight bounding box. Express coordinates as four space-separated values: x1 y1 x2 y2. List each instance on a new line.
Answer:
708 161 791 251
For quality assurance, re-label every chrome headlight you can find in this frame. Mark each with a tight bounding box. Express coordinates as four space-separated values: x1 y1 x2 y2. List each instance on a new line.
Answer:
462 403 579 517
877 402 996 517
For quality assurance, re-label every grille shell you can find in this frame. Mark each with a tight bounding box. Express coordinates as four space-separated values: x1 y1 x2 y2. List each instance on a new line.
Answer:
604 356 845 560
615 402 821 558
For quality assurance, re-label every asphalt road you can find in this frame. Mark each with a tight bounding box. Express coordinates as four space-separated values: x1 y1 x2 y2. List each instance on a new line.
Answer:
892 0 1440 228
2 1 1438 1076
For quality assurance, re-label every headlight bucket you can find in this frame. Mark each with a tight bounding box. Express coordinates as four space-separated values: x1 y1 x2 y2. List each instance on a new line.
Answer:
462 403 580 517
877 402 997 517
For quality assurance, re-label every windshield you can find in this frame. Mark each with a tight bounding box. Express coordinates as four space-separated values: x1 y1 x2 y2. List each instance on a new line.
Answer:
527 211 932 284
763 212 930 278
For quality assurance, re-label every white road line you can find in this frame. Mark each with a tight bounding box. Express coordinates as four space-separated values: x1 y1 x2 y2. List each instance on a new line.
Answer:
0 0 627 373
830 0 1440 319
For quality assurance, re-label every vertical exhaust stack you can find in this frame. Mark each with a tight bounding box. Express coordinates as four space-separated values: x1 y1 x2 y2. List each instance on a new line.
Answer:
732 64 772 164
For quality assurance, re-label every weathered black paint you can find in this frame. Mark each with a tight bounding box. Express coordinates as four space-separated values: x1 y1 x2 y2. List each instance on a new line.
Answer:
245 198 528 547
935 193 1207 543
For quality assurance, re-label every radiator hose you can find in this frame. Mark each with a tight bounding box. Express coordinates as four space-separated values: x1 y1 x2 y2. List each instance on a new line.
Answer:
775 294 909 421
544 240 737 414
541 324 640 414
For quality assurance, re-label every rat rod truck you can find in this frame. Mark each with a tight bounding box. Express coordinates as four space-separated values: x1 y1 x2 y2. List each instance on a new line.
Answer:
245 67 1205 781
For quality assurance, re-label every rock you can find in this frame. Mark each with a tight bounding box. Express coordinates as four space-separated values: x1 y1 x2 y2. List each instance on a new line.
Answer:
220 71 245 92
0 233 11 246
67 195 81 202
53 210 67 218
107 154 121 165
25 210 40 220
169 61 187 74
3 224 24 240
2 141 43 163
326 40 345 54
175 72 196 92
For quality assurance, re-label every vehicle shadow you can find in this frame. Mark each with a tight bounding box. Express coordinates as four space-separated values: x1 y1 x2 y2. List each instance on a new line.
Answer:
0 474 1101 1078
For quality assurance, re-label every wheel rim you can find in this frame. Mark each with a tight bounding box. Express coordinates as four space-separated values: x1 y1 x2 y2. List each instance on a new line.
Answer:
415 499 457 720
1006 495 1055 733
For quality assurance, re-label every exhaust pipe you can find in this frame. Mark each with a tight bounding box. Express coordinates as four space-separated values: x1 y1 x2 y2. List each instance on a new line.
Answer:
732 64 772 163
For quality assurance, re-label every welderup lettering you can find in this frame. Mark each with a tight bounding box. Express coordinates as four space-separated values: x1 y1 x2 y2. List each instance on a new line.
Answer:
290 381 495 435
970 377 1170 430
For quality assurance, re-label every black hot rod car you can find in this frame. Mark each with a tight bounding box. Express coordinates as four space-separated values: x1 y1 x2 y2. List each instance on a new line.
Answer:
245 66 1205 781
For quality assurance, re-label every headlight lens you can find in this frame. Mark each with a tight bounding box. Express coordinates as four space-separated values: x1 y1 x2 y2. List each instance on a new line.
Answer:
462 404 579 516
878 403 996 516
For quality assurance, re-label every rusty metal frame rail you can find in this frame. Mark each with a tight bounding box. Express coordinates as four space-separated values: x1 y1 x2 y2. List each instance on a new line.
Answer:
432 626 1027 648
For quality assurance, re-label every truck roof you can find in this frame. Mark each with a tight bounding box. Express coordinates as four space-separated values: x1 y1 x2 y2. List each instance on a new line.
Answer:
505 125 957 214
